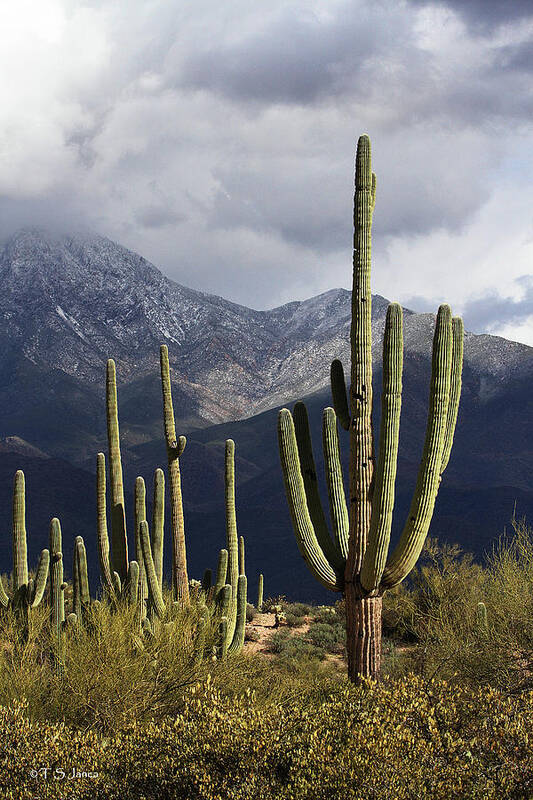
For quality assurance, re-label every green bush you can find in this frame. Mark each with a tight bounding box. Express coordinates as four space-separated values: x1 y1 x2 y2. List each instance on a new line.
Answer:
2 676 532 799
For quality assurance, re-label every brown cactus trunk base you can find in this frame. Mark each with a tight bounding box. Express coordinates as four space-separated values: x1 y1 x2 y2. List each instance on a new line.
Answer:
345 584 382 683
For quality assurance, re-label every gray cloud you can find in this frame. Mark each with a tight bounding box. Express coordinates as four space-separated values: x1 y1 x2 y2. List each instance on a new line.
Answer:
461 276 533 332
406 0 533 30
0 0 532 345
177 4 407 105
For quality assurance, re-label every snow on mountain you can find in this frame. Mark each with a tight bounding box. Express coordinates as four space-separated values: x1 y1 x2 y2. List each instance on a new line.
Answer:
1 227 531 423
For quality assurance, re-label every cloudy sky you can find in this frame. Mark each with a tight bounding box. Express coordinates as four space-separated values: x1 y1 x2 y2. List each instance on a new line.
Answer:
1 1 533 344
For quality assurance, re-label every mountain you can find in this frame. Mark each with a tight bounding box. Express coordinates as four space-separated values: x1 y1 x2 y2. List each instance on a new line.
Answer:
0 227 532 601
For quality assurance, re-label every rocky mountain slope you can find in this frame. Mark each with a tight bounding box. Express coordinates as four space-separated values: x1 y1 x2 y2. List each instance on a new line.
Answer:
0 227 532 600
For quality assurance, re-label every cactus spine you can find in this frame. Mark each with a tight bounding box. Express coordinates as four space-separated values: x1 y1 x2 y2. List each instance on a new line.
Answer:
278 134 463 682
160 345 189 605
0 471 49 615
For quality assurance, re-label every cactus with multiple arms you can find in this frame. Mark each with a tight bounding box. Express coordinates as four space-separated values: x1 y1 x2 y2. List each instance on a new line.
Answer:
278 134 463 682
0 470 49 614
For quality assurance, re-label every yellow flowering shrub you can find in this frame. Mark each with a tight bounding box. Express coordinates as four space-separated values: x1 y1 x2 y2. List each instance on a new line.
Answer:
2 675 532 800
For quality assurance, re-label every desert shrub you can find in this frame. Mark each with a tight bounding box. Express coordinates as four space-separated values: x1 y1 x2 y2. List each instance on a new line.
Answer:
285 602 311 617
0 589 214 733
398 521 533 691
313 605 339 626
246 603 256 622
262 595 287 612
306 622 345 654
245 628 260 642
267 629 324 661
2 676 532 799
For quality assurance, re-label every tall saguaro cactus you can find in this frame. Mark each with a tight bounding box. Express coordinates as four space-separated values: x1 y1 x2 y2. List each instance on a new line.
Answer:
278 134 463 682
160 345 189 605
0 470 49 614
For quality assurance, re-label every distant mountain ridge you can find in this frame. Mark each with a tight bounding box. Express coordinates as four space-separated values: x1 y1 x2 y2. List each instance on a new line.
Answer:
2 228 532 429
0 227 532 601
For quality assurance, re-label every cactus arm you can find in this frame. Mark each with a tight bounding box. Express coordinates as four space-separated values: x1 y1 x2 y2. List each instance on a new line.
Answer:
278 409 341 591
238 536 245 577
31 548 49 604
439 317 464 475
330 360 351 431
217 583 232 618
228 574 247 652
381 305 453 590
0 577 9 608
96 453 115 597
135 477 148 595
151 468 165 589
360 302 403 592
213 549 228 603
12 470 28 589
218 617 229 659
347 133 375 581
72 542 81 619
160 345 189 605
139 520 166 619
75 537 90 609
112 570 122 596
293 402 345 571
125 561 140 605
322 407 349 561
193 616 207 665
225 440 240 639
106 360 128 581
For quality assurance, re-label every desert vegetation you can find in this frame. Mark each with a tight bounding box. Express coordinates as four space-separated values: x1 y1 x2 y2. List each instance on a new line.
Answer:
0 134 531 797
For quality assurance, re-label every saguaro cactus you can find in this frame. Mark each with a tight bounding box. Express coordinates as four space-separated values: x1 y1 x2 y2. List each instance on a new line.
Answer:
160 345 189 605
0 470 49 614
278 134 463 682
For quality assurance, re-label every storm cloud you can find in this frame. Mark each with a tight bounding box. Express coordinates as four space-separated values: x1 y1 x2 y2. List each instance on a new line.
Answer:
0 0 532 344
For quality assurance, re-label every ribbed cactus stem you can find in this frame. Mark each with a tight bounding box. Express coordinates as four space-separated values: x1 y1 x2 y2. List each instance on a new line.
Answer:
125 561 140 605
12 470 28 590
193 616 207 666
228 575 247 653
160 345 189 605
75 536 90 615
381 305 453 589
360 302 403 592
140 520 166 619
238 536 245 577
225 439 239 640
257 574 263 612
49 518 65 673
278 409 340 591
216 584 232 618
30 549 49 607
151 468 165 589
106 359 128 581
322 407 349 562
330 359 350 431
96 452 115 597
218 617 229 659
348 132 375 580
135 476 148 596
213 549 228 602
